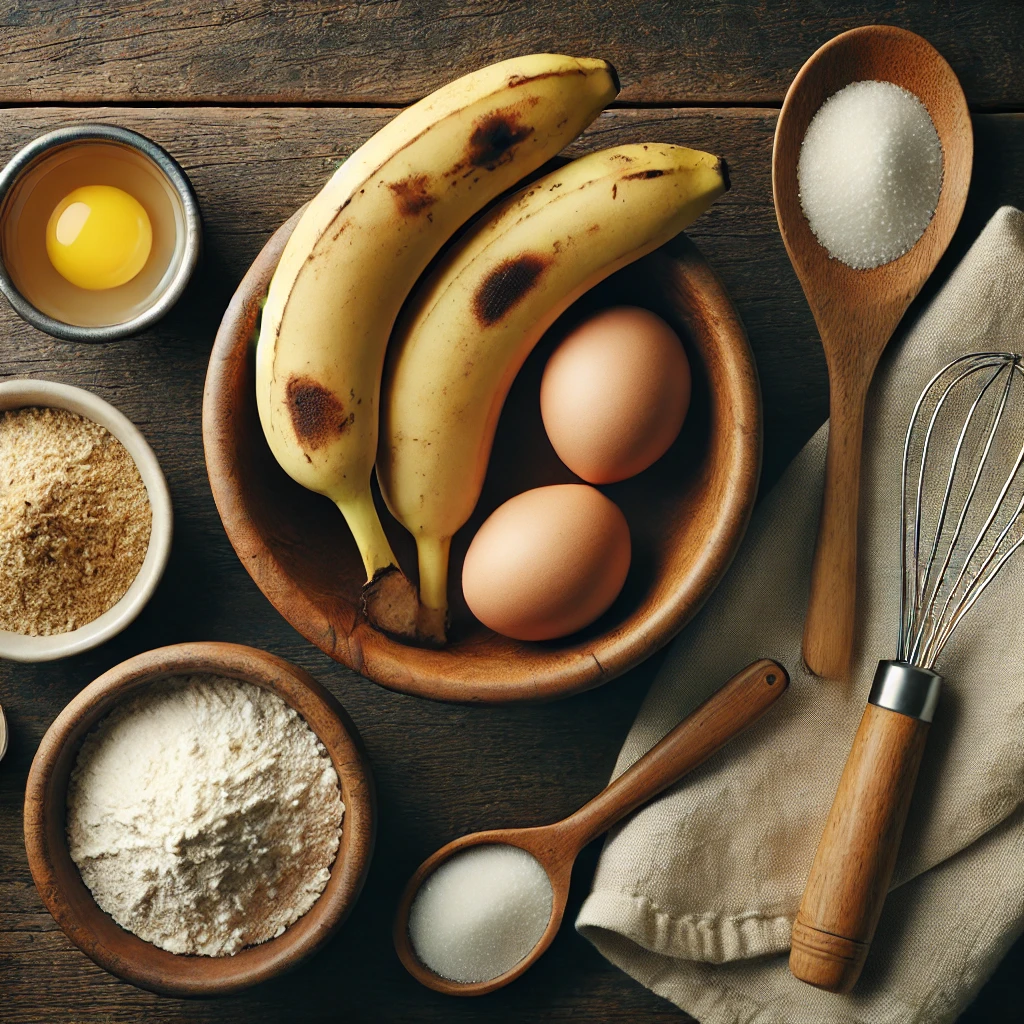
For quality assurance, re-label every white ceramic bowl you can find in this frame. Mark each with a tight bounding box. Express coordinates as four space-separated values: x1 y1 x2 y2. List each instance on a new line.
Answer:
0 380 172 661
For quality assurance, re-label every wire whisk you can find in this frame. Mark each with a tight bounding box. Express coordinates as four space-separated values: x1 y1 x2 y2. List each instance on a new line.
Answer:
899 352 1024 668
792 351 1024 994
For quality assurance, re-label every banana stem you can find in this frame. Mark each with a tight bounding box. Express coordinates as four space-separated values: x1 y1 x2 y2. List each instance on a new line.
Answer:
337 488 398 582
417 535 451 614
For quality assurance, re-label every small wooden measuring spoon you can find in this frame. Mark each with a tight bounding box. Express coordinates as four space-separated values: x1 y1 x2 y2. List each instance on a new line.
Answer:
394 658 788 996
773 26 972 680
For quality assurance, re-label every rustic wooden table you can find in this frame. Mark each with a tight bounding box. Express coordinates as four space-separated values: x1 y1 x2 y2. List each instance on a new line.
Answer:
1 3 1022 1021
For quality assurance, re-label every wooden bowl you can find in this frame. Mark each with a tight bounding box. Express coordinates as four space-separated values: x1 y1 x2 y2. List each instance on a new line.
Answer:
23 642 375 997
204 216 761 704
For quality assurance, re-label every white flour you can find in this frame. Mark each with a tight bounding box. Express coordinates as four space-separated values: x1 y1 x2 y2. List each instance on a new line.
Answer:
66 674 344 957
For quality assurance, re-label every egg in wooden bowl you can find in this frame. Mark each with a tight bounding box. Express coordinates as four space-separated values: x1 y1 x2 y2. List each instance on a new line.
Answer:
23 642 375 997
540 306 693 486
203 215 761 704
462 483 633 642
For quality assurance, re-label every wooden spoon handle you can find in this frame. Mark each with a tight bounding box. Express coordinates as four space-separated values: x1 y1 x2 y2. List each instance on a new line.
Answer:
803 384 868 680
559 659 788 851
790 702 930 993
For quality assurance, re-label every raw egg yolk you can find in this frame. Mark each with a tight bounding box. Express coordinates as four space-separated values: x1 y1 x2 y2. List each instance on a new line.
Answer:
45 185 152 290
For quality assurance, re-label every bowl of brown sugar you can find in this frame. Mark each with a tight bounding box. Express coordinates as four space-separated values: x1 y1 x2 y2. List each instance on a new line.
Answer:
0 379 172 661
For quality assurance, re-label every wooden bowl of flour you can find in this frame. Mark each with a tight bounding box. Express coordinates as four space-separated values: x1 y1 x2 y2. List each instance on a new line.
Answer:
23 641 375 997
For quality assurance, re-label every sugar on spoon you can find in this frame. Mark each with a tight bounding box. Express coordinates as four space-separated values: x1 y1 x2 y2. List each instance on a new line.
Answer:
394 658 788 995
772 25 972 680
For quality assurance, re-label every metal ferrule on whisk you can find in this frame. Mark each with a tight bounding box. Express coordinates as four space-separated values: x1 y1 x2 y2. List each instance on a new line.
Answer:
868 660 943 723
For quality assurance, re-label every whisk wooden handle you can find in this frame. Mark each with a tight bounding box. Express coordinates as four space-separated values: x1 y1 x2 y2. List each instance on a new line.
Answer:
802 383 868 680
790 702 930 992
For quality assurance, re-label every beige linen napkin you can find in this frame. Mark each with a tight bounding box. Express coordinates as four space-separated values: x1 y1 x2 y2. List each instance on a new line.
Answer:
577 206 1024 1024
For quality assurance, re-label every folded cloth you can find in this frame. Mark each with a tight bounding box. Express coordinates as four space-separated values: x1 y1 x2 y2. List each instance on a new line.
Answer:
576 206 1024 1024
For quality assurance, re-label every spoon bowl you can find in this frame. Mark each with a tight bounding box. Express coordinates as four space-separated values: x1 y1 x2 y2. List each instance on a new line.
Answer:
394 827 573 996
773 26 972 679
394 659 788 995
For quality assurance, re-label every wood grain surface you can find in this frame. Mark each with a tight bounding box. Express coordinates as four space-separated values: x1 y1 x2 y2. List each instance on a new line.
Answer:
0 9 1023 1020
0 1 1021 107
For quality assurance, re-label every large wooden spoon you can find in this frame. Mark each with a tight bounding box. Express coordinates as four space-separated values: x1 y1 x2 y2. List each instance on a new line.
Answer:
393 659 788 996
773 26 972 680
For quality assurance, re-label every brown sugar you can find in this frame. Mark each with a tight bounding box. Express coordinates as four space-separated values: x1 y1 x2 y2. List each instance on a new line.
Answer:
0 406 152 636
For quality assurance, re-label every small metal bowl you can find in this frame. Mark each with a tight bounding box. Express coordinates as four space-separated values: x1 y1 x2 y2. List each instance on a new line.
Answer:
0 124 201 342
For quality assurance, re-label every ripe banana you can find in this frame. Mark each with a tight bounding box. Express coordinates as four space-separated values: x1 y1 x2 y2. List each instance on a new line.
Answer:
255 54 619 641
379 143 729 642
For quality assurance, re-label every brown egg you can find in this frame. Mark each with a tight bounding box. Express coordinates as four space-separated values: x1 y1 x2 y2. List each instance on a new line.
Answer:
540 306 691 484
462 484 630 642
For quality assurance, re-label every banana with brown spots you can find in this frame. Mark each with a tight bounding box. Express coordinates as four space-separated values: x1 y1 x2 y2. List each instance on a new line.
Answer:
378 143 729 643
255 54 618 641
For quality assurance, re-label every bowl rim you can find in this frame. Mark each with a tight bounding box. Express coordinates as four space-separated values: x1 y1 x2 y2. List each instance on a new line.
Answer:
23 641 376 997
0 123 202 342
204 218 762 704
0 378 173 662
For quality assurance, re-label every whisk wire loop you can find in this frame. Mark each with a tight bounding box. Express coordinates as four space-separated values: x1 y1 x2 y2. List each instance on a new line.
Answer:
898 352 1024 669
914 362 1014 664
904 360 1003 663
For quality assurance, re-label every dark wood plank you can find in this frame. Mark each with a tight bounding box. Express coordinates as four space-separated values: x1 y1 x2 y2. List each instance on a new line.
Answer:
0 105 1022 1022
0 1 1021 108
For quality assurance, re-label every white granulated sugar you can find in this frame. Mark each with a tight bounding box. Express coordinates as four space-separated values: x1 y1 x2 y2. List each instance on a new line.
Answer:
66 675 344 957
797 80 943 269
408 843 553 983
